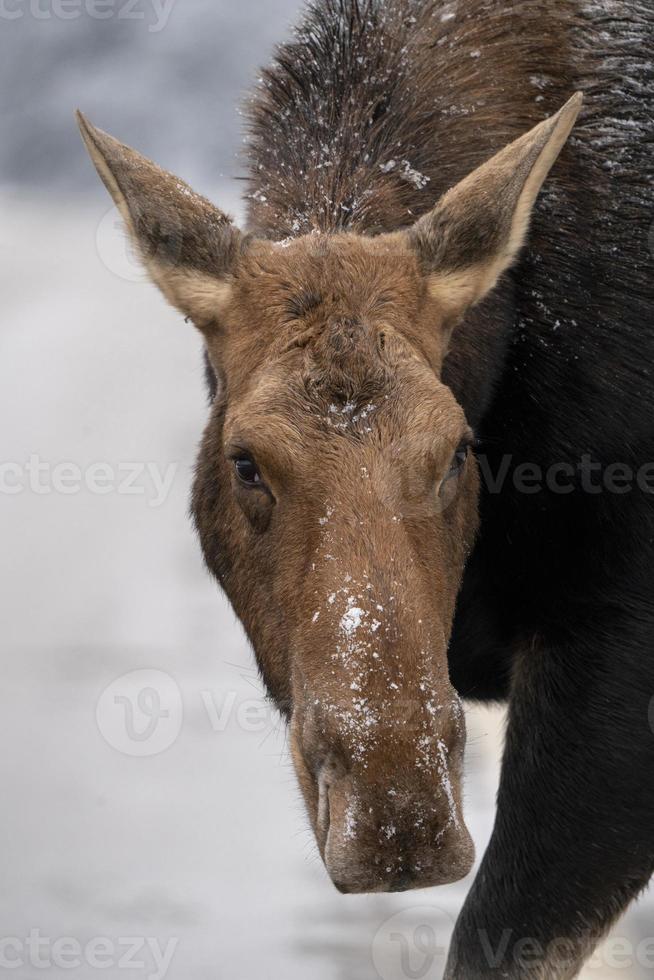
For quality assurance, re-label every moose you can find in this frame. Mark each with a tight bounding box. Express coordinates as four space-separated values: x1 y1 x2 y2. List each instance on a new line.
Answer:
78 0 653 976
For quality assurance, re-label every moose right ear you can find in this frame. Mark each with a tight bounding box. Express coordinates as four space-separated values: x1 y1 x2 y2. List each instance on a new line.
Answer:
408 93 583 325
77 111 244 329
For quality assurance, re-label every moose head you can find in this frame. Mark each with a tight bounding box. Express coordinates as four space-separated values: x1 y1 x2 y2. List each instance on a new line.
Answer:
78 92 581 893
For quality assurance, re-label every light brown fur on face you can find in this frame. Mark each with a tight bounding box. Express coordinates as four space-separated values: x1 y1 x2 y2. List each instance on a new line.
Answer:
202 234 479 890
77 89 579 892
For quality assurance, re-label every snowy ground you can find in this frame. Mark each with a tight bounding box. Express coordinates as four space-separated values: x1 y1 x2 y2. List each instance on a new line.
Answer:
1 192 652 979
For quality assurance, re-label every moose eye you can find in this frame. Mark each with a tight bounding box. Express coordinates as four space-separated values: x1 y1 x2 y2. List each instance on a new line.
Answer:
444 441 470 482
234 455 262 487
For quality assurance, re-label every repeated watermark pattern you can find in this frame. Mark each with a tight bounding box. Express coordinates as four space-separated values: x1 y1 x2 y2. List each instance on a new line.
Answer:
96 203 186 282
96 670 282 756
96 667 654 750
477 453 654 497
0 456 178 507
372 907 654 978
4 452 654 507
372 906 455 980
0 0 176 31
96 669 184 757
0 931 177 978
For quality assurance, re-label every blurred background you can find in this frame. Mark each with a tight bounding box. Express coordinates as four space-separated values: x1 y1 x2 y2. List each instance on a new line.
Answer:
1 2 652 978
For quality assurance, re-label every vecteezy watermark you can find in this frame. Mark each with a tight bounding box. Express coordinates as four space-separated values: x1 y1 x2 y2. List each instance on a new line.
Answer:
362 445 654 523
372 921 654 978
476 453 654 497
201 689 280 735
372 906 455 980
586 935 654 971
0 455 178 507
96 202 186 282
96 671 283 757
467 930 654 974
96 669 184 757
0 0 176 32
0 931 178 979
96 204 146 283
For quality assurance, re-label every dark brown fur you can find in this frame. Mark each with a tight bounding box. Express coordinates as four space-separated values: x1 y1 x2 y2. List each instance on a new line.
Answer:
246 0 575 238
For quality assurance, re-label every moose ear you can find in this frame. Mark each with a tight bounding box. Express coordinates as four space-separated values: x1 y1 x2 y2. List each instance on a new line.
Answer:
409 93 583 322
76 111 244 328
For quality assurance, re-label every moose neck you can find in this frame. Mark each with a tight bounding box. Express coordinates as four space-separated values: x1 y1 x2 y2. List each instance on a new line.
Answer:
245 3 455 240
441 287 516 432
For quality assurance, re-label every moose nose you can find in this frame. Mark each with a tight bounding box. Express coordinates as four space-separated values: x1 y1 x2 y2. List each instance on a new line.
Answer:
333 865 426 894
323 774 475 895
389 869 419 892
330 846 444 895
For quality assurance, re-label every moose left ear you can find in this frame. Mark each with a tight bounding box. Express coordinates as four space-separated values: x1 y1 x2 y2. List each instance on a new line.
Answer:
409 92 583 322
76 111 244 329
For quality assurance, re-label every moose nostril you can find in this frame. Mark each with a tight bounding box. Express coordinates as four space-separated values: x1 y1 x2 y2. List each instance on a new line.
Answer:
317 770 332 840
316 750 349 786
315 751 350 846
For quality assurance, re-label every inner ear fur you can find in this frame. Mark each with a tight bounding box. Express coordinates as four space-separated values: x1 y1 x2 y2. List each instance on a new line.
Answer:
76 111 244 328
409 92 583 321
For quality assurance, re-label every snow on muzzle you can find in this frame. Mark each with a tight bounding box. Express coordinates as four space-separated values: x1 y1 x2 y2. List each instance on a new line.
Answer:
291 688 474 894
289 596 474 893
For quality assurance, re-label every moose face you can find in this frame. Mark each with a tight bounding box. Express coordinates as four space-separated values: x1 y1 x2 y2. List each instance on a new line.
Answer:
78 92 580 892
193 235 479 890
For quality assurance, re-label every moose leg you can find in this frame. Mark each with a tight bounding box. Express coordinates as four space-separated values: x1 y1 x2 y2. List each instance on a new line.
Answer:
447 622 654 979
